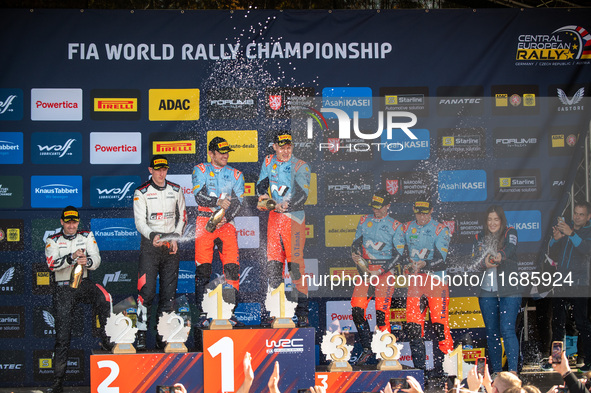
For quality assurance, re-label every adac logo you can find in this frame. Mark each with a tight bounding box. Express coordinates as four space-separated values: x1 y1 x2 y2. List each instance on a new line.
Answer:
153 140 196 155
91 89 141 121
516 25 591 61
149 89 199 121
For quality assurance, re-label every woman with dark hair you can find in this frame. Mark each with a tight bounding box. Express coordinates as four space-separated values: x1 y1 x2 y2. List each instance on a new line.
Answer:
473 205 522 374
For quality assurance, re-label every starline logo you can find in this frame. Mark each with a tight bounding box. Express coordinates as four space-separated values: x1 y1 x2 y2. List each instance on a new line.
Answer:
154 140 196 154
37 138 76 158
94 98 137 112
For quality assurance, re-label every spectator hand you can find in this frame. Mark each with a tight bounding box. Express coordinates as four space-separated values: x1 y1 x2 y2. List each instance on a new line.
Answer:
402 376 424 393
550 350 570 377
467 364 484 392
268 361 280 393
381 382 393 393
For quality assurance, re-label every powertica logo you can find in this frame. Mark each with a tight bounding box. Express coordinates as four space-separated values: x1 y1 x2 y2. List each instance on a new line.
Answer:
516 25 591 61
31 88 82 121
31 176 82 208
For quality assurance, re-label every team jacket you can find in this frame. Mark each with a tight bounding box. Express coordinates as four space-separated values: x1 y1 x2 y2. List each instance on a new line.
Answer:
45 230 101 282
256 154 310 222
549 220 591 287
133 179 187 241
192 163 244 221
353 214 405 267
403 219 450 272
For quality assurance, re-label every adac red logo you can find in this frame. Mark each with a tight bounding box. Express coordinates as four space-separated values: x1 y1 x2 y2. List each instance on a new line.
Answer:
386 179 399 195
269 95 282 111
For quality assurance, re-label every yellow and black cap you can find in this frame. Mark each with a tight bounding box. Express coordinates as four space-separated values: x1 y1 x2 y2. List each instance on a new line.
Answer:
209 137 234 153
413 199 432 214
150 155 169 169
273 131 292 147
61 206 80 222
369 189 391 209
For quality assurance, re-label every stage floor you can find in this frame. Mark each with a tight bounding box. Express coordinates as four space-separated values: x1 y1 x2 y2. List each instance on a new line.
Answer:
0 367 569 393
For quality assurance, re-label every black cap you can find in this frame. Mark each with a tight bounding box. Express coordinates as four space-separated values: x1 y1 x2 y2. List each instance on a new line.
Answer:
61 206 80 222
149 155 169 169
413 199 432 214
273 131 292 146
208 137 234 153
369 189 391 209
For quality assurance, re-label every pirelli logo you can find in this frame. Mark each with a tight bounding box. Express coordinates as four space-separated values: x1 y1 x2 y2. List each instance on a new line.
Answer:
94 98 137 112
153 140 196 155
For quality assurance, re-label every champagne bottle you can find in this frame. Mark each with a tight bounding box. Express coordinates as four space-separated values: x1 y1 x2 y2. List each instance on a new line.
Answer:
69 263 84 289
257 198 277 211
205 208 226 233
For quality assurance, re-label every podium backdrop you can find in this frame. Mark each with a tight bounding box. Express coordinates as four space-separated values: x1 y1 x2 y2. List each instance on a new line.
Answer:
0 7 590 387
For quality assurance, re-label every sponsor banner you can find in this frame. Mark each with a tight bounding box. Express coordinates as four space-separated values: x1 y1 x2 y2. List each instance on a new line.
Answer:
90 176 141 208
322 87 372 119
31 132 82 164
381 128 430 161
325 300 376 332
31 88 82 121
463 348 486 362
149 88 200 121
493 127 540 158
325 215 361 247
438 170 487 202
90 132 141 164
380 86 429 117
166 174 195 207
304 215 317 246
437 128 486 159
176 260 195 294
381 171 429 203
30 175 82 208
550 167 567 200
548 126 580 156
517 252 538 272
491 85 539 115
314 368 424 393
549 84 588 113
0 88 24 121
0 264 23 295
207 130 258 163
0 176 23 208
285 258 319 292
265 87 315 118
207 88 257 119
494 169 541 201
396 341 434 369
447 212 484 244
0 306 25 338
90 218 140 251
95 260 138 295
203 328 315 393
32 263 52 295
304 173 317 206
0 219 24 251
91 352 203 393
448 296 484 329
233 302 260 325
436 86 484 117
505 210 541 242
235 216 259 249
325 172 372 205
32 219 61 251
150 131 199 163
0 132 23 163
34 349 85 382
33 306 57 338
515 25 591 62
91 89 141 121
0 350 25 381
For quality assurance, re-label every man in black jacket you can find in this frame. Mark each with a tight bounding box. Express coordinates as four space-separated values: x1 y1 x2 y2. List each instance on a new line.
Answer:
549 201 591 371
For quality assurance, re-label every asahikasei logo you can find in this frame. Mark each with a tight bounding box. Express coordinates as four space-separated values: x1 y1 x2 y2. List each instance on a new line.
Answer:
31 176 82 208
31 132 82 164
90 176 141 208
322 87 372 119
0 89 23 121
438 170 487 202
381 128 430 161
505 210 541 242
0 132 23 164
90 218 140 251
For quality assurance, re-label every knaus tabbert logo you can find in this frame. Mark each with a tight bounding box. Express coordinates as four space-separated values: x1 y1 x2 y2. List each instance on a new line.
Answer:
305 107 418 152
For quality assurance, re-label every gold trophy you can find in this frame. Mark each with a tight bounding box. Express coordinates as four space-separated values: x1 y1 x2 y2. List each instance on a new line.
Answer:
205 208 226 233
257 198 277 211
69 263 84 289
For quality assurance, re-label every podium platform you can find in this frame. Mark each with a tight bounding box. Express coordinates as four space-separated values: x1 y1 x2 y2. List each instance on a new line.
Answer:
90 327 423 393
